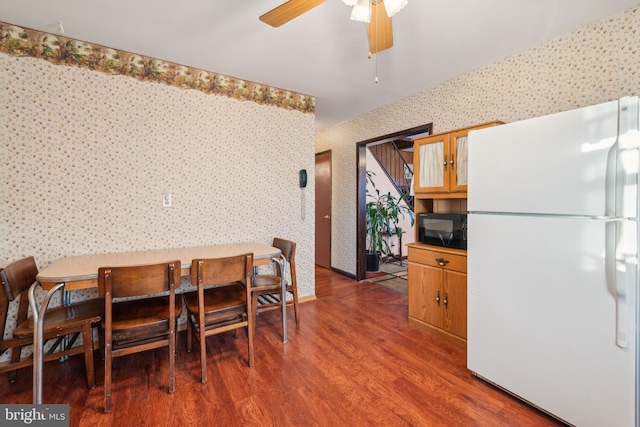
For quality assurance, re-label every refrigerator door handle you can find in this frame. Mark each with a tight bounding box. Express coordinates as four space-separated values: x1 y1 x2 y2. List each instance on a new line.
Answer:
603 97 639 348
605 219 630 348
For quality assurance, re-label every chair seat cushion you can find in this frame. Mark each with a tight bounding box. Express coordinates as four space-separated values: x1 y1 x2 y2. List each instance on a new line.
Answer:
183 283 246 321
13 298 104 338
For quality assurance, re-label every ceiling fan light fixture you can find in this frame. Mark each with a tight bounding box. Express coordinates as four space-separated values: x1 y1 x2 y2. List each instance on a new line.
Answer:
350 0 371 23
384 0 408 17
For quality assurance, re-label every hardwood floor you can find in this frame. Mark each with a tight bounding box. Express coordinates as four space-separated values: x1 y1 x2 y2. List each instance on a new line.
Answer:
0 267 564 426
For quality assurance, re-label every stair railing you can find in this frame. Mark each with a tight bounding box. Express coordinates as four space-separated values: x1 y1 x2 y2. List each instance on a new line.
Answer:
368 141 414 210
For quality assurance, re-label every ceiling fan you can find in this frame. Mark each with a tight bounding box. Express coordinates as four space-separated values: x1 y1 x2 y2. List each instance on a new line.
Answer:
259 0 408 55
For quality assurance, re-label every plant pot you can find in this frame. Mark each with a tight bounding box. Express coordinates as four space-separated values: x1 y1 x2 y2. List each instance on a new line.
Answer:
366 251 380 272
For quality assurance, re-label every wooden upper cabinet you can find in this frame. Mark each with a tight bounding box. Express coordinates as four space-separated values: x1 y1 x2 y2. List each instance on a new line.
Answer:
414 134 450 194
413 121 502 198
449 129 470 192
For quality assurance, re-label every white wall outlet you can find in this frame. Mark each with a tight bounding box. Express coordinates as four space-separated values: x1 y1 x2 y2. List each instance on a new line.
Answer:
162 194 172 207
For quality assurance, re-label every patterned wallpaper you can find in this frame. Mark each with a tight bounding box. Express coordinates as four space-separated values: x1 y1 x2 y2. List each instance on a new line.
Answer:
317 5 640 276
1 47 316 346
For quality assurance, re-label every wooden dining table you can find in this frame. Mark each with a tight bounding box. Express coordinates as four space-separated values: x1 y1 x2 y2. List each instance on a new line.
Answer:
30 242 286 404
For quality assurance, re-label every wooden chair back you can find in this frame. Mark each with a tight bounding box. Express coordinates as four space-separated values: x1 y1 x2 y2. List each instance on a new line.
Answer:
98 261 181 299
273 238 296 265
0 256 38 301
191 253 251 287
272 237 297 286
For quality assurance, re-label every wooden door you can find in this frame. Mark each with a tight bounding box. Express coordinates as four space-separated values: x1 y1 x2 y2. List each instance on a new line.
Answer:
443 270 467 339
315 151 332 269
408 262 443 327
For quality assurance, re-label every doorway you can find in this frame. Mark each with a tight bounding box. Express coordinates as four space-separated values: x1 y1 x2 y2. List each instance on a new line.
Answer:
315 150 332 269
355 124 432 281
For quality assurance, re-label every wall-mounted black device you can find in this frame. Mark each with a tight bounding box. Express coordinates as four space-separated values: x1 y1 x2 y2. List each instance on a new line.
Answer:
299 169 307 188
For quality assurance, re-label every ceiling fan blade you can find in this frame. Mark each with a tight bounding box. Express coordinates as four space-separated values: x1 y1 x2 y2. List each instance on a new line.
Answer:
367 1 393 54
260 0 326 27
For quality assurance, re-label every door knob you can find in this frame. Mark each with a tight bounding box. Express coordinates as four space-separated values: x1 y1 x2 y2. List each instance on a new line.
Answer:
324 215 331 220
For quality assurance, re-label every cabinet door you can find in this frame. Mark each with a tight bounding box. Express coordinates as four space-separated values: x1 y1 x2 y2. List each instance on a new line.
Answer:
449 130 469 192
443 270 467 339
408 262 443 327
414 134 450 194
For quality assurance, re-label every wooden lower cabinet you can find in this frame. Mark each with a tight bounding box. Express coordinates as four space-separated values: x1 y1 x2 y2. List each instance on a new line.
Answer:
407 245 467 348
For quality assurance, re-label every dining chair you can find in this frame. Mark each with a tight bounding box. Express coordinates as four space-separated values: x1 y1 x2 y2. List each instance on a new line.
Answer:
97 260 182 413
251 238 300 335
0 256 103 388
183 253 254 384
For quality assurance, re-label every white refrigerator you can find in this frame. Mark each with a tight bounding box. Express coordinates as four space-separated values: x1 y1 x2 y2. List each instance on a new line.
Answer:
466 97 639 427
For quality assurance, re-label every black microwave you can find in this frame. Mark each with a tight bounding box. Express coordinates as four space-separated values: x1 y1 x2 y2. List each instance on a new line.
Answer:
417 213 467 250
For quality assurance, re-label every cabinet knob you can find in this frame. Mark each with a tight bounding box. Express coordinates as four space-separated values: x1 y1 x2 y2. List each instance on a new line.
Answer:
444 293 449 308
435 291 441 306
450 154 454 166
436 257 449 266
442 159 447 171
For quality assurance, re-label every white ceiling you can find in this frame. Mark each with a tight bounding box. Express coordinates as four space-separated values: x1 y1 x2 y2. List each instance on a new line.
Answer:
1 0 639 131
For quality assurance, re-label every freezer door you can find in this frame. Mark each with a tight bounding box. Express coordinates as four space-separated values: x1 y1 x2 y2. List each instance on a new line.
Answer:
467 214 637 427
467 97 639 216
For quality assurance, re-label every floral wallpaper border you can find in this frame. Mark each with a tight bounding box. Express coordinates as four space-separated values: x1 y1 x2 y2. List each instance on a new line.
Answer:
0 21 315 114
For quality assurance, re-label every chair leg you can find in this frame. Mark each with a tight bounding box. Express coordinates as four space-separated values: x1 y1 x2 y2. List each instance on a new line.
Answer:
186 317 193 353
248 306 255 368
104 342 112 413
174 320 179 355
81 324 96 389
291 285 300 325
169 328 176 393
251 294 259 339
8 345 23 383
97 325 105 361
199 320 207 384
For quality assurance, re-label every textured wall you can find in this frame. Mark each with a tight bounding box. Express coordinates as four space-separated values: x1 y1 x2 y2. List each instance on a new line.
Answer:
317 6 640 276
1 54 316 342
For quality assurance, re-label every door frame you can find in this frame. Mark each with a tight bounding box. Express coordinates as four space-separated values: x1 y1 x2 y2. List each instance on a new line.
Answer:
315 150 332 269
356 123 432 281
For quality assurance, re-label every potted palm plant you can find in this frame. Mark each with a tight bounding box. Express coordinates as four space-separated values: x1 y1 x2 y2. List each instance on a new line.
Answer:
365 171 414 272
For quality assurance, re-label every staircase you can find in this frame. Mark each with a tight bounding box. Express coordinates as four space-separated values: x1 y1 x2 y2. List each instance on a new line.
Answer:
368 140 414 210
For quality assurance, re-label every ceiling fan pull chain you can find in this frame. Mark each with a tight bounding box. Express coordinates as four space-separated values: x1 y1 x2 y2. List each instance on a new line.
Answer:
374 0 379 83
375 55 379 83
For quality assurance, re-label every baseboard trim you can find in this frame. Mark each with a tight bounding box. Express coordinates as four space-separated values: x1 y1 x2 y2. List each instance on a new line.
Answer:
329 267 355 280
